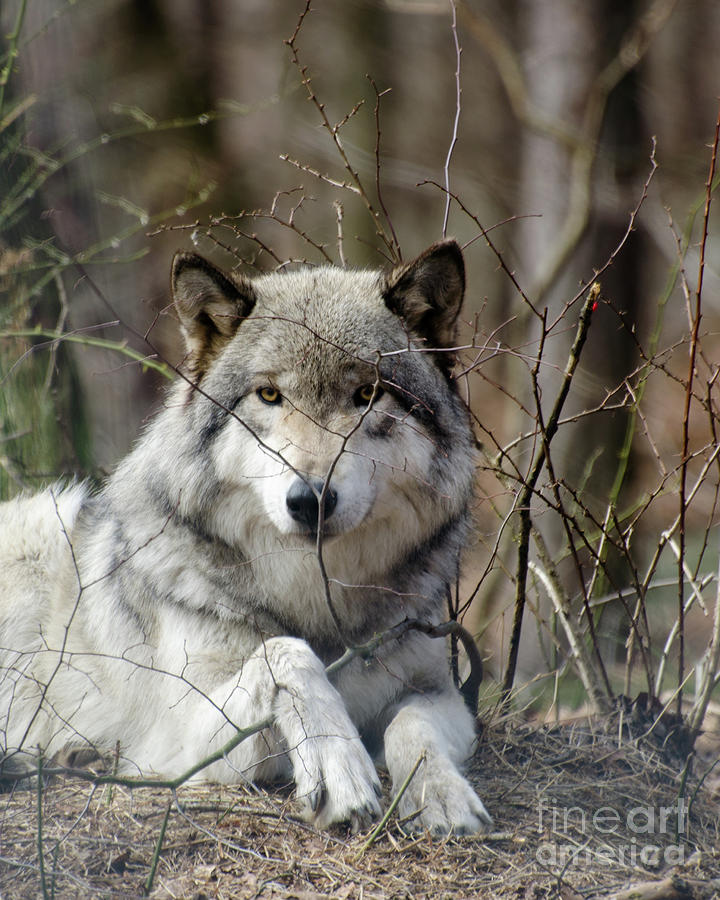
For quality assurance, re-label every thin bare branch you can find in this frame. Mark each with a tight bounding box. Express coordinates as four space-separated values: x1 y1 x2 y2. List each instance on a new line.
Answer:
676 99 720 715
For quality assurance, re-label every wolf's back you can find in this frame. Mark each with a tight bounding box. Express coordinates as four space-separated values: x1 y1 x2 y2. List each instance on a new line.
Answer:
0 485 88 762
0 485 86 601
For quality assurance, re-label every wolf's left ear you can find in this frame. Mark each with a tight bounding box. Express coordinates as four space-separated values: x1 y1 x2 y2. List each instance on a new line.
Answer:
171 252 256 375
383 240 465 365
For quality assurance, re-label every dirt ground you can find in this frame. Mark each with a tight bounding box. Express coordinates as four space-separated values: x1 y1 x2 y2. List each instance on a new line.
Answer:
1 709 719 900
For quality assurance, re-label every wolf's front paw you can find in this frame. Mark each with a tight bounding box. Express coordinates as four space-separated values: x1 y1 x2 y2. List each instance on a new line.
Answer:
293 735 382 832
396 756 492 836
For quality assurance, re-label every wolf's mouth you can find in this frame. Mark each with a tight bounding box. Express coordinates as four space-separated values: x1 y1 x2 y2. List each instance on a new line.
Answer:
296 527 342 543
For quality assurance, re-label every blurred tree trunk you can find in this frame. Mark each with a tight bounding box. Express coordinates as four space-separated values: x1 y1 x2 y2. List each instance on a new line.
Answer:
516 0 600 300
513 0 652 503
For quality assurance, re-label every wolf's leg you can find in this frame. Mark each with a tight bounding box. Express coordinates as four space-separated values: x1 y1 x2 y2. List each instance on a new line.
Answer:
383 690 492 835
206 636 381 830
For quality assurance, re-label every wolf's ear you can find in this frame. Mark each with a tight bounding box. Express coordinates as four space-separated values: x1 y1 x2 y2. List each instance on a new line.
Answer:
383 240 465 368
171 252 256 375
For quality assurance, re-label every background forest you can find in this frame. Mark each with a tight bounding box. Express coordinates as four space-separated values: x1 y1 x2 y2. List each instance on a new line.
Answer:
2 0 720 747
3 2 720 897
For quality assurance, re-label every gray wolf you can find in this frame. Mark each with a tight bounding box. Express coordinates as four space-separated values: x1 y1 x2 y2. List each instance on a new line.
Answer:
0 240 491 834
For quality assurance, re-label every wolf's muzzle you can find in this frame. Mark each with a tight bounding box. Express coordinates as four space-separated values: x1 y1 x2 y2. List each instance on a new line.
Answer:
286 477 338 531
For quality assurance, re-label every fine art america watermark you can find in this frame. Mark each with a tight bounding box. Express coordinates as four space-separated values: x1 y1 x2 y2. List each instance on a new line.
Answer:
536 797 689 869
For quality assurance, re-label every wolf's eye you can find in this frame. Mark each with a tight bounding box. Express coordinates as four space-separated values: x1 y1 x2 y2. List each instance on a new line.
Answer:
257 386 282 405
354 384 383 407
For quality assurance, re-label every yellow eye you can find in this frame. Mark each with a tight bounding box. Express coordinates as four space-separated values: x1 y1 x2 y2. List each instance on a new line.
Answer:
354 384 383 407
257 386 282 404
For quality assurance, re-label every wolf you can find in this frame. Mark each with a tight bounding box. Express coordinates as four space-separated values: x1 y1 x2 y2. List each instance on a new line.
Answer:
0 240 491 834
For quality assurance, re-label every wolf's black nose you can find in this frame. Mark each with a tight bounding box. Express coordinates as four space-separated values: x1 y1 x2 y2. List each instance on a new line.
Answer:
286 477 337 529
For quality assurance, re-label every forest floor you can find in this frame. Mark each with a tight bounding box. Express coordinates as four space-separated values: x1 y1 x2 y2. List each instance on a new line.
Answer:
1 704 719 900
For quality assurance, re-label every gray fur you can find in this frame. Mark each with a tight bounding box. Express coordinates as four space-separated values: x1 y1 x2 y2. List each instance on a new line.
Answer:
0 241 491 834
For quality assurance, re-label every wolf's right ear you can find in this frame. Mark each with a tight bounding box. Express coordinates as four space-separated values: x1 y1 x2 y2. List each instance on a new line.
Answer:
171 253 256 375
383 240 465 373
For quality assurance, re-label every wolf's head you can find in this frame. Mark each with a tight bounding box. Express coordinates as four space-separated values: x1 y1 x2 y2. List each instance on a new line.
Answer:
169 242 474 565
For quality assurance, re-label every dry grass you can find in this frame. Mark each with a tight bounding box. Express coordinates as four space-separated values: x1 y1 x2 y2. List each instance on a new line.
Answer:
1 708 719 900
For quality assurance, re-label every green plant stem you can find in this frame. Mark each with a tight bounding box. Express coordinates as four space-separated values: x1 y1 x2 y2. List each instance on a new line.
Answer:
357 752 426 855
144 800 172 895
0 0 28 118
37 751 48 900
0 329 174 381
